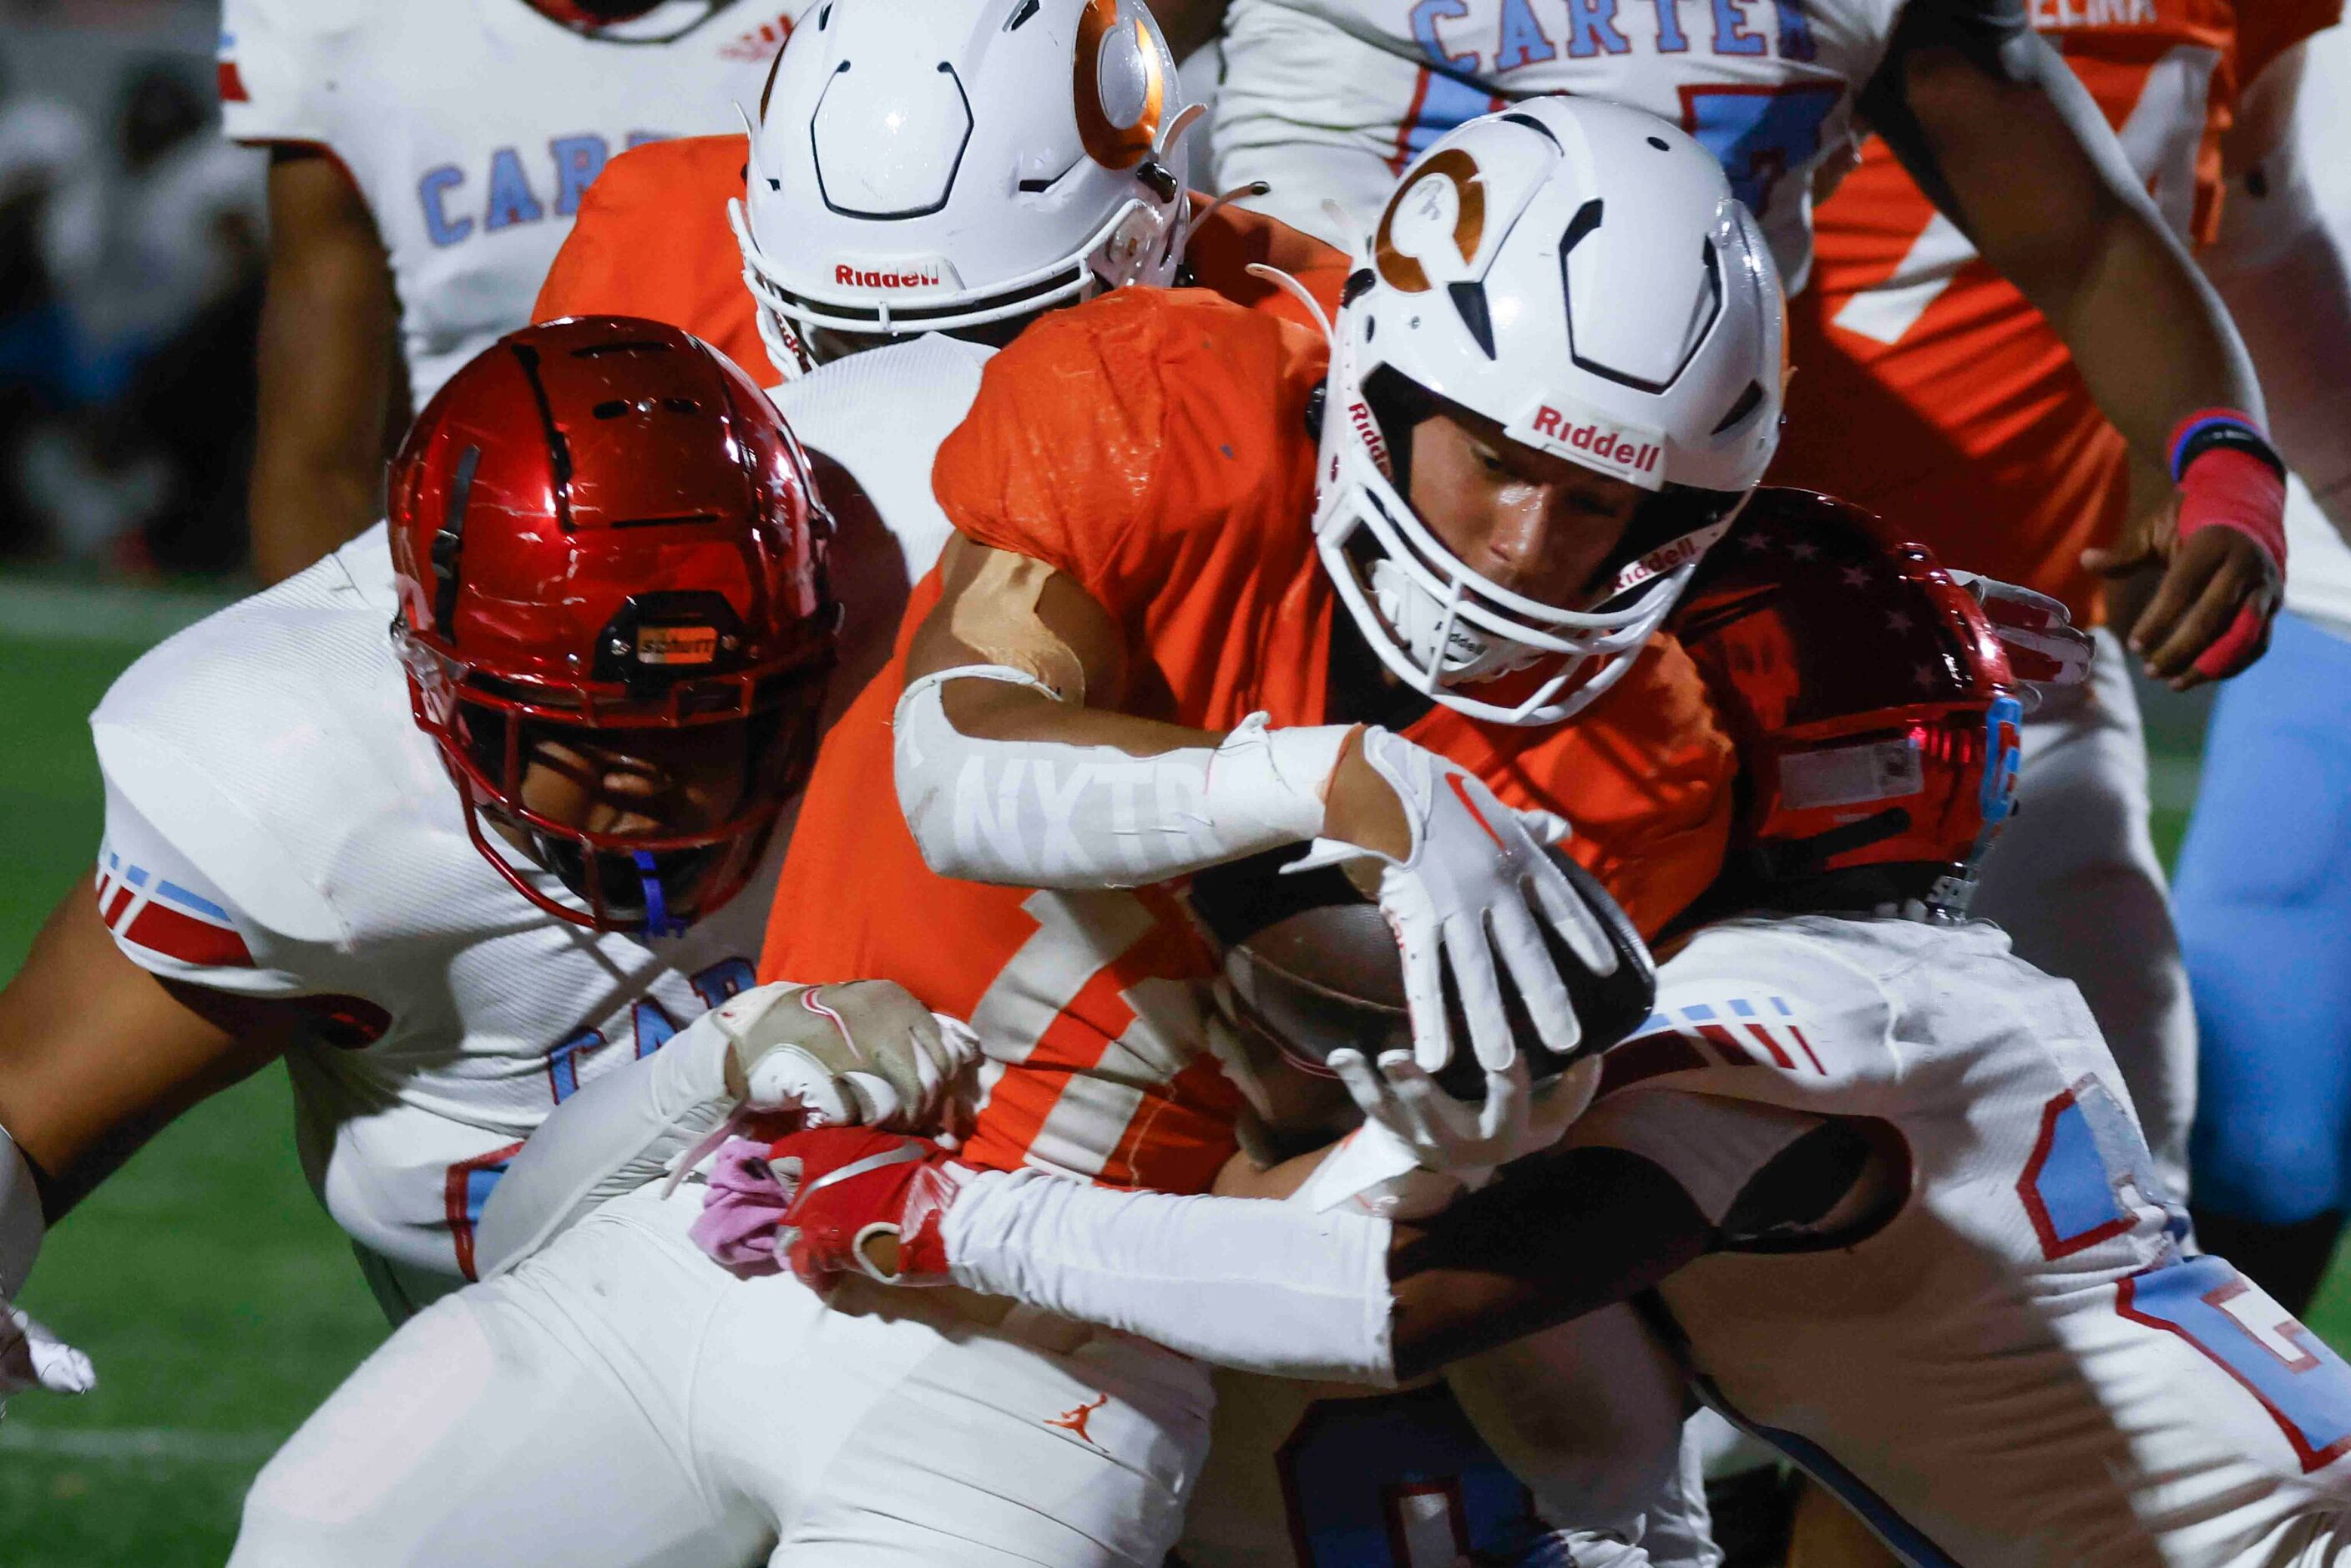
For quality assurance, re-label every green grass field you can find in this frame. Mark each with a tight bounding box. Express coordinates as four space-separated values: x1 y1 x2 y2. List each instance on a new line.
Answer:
0 607 2339 1565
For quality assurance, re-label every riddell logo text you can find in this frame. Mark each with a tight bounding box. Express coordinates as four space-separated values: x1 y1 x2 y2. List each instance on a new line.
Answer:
1347 401 1393 476
1528 407 1661 476
836 263 943 290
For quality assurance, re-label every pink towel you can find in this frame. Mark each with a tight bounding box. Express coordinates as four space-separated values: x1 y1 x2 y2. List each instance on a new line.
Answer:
690 1137 796 1277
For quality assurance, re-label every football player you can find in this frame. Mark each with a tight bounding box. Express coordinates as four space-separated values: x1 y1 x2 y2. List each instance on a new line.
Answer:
269 97 1757 1568
767 487 2351 1565
2177 20 2351 1313
223 0 794 581
1188 0 2292 827
0 314 932 1418
215 4 1363 1562
1772 2 2344 1199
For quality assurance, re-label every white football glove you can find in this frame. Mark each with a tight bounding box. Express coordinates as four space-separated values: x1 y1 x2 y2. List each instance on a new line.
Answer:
1329 1048 1600 1178
1947 570 2096 701
1290 726 1618 1074
1 1299 94 1410
711 980 981 1132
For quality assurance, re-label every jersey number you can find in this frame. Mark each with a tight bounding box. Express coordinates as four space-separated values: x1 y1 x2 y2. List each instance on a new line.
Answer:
1274 1384 1551 1566
2119 1254 2351 1473
1679 83 1843 220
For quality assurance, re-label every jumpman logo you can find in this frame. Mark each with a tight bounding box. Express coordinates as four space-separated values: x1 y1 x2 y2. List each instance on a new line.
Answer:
1045 1392 1110 1447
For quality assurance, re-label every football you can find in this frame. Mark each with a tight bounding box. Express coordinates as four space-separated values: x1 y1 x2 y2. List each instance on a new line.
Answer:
1190 844 1657 1100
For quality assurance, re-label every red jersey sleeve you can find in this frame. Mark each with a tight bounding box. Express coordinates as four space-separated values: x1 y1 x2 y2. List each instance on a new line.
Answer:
531 135 776 386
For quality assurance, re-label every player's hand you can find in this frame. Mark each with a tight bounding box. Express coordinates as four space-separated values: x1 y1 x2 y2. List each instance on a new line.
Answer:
1300 726 1619 1075
1 1300 95 1409
1327 1049 1600 1177
765 1125 975 1287
712 980 981 1132
2086 436 2286 690
2086 526 2280 690
1944 572 2096 700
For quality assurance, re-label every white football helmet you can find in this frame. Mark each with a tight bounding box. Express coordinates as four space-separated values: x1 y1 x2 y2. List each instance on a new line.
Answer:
731 0 1193 377
1315 97 1785 726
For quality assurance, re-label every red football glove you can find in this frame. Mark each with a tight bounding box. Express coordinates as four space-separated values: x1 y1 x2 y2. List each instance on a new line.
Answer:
768 1125 973 1287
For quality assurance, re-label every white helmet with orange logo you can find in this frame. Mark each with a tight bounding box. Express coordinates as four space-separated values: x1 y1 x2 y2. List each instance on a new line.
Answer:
1315 96 1785 726
731 0 1191 377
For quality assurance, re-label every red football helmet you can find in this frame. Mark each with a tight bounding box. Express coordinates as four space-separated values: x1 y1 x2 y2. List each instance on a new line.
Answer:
1670 488 2023 921
518 0 733 40
389 315 833 936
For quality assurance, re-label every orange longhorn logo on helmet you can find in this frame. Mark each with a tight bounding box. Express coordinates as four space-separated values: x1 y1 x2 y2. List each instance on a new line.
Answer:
1374 148 1485 295
1073 0 1164 171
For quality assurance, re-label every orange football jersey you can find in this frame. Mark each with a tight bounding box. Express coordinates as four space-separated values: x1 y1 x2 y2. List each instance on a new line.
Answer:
531 134 1348 382
761 289 1736 1194
1772 0 2340 625
532 134 777 383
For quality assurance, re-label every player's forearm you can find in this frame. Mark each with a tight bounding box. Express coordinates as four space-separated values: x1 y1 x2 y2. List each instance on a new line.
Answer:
894 666 1359 888
1874 29 2263 472
942 1168 1402 1382
474 1009 736 1277
249 151 400 584
2037 205 2263 475
0 890 287 1218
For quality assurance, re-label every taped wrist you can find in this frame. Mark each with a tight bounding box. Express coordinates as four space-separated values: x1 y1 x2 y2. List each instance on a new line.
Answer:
1294 1120 1475 1218
474 1010 734 1277
943 1167 1398 1383
893 665 1352 888
0 1124 48 1300
2172 409 2288 569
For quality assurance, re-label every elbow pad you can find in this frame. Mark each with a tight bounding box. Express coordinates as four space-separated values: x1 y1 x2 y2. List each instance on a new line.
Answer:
0 1125 46 1301
475 1010 734 1277
892 665 1353 888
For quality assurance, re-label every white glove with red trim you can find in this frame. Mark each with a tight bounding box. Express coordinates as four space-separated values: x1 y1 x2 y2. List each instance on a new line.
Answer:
1948 572 2096 700
715 980 980 1132
1290 726 1617 1075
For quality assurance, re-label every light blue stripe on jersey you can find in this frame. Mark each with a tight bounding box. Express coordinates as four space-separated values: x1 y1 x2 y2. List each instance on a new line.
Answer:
1694 1378 1960 1568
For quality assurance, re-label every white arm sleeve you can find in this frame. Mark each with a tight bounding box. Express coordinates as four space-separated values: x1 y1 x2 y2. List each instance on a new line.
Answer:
2201 127 2351 542
474 1010 735 1277
0 1125 44 1301
942 1167 1398 1383
892 665 1352 889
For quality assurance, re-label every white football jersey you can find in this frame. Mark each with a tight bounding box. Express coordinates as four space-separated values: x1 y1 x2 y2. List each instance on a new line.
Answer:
217 0 798 409
89 334 987 1308
1565 914 2351 1565
1211 0 1909 286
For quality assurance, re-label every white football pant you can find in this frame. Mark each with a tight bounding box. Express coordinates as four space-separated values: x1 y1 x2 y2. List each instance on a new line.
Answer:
230 1182 1211 1568
1971 626 2196 1195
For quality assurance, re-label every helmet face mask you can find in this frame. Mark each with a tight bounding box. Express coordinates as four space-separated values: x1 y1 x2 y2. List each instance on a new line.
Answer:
731 0 1192 380
1312 99 1784 726
388 316 837 938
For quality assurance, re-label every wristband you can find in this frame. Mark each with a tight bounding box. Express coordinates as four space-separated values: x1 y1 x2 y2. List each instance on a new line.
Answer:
2167 410 2287 679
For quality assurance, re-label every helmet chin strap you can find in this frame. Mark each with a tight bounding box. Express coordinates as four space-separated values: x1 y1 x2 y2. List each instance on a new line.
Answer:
633 850 689 940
